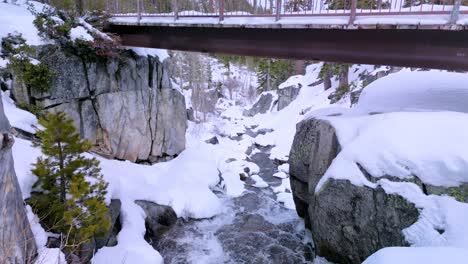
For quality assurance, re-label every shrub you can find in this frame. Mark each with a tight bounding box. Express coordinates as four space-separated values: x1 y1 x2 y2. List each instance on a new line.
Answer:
8 56 54 93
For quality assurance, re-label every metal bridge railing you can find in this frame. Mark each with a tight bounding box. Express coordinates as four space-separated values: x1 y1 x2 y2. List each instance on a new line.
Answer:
109 0 467 24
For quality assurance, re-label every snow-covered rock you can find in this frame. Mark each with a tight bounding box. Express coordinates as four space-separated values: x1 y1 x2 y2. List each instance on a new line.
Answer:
289 70 468 263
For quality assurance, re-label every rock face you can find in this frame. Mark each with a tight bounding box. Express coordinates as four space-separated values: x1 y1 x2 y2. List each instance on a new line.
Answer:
0 92 37 263
11 46 187 163
289 117 419 263
243 93 274 117
277 84 301 111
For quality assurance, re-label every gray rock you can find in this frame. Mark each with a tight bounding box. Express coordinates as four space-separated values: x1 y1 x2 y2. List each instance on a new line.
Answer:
78 199 122 262
11 47 187 163
311 179 418 264
135 200 178 244
243 93 274 117
289 117 420 263
0 92 37 264
277 84 301 111
205 136 219 145
186 107 195 122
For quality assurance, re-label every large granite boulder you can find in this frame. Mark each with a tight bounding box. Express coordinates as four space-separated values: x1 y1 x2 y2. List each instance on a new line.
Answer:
277 84 301 111
11 46 187 163
0 92 37 263
243 92 275 117
289 117 420 263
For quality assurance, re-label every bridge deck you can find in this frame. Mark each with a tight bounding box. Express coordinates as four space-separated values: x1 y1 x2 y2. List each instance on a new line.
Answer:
110 13 468 30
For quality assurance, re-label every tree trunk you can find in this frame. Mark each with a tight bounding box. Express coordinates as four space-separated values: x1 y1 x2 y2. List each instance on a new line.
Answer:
266 58 271 91
338 65 349 89
75 0 84 15
58 141 66 205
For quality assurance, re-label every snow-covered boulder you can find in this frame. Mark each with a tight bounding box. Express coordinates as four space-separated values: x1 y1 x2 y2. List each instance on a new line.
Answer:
0 92 37 263
356 71 468 113
289 117 419 263
289 110 468 263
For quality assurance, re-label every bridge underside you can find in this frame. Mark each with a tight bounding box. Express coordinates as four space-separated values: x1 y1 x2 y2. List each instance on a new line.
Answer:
105 25 468 71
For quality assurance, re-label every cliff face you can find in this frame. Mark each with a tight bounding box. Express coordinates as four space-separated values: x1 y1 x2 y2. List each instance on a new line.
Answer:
12 46 187 163
0 92 37 263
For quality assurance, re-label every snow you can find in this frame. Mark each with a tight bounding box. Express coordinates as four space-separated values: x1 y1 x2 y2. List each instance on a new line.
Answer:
93 200 164 264
273 171 288 179
272 178 291 194
316 111 468 190
276 192 295 210
111 12 467 26
363 247 468 264
1 91 40 134
126 46 169 62
356 71 468 114
0 1 43 53
26 206 66 264
70 26 94 42
278 163 289 173
251 174 269 188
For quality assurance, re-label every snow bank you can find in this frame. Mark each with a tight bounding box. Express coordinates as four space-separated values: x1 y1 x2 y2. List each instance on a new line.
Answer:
357 70 468 113
317 111 468 190
363 247 468 264
1 91 39 134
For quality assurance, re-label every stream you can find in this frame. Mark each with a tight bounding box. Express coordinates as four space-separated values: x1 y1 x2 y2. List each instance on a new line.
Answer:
154 128 313 263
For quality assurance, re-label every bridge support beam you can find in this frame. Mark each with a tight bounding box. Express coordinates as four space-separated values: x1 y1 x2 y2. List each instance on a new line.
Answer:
106 25 468 71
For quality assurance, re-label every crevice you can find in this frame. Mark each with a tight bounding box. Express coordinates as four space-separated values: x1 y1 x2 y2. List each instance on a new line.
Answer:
148 60 158 157
148 57 154 88
78 55 105 147
421 182 429 195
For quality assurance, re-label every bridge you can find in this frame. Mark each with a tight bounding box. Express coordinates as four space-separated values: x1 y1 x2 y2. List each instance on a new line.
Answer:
104 0 468 70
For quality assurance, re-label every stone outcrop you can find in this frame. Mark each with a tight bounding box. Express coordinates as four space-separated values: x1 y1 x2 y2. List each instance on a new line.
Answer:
11 46 187 163
277 84 301 111
0 92 37 263
289 117 420 263
243 93 274 117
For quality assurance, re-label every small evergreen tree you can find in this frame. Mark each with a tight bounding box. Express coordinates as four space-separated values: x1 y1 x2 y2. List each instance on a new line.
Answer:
29 112 110 250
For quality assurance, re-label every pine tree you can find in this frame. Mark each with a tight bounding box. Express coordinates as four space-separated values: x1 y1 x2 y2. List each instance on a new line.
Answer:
29 112 110 250
257 58 295 92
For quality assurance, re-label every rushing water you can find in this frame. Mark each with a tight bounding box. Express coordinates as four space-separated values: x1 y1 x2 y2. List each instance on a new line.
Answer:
155 129 313 264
